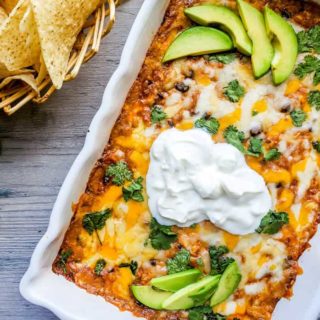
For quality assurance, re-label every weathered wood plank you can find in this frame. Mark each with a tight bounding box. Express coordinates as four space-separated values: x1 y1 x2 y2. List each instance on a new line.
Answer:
0 1 143 319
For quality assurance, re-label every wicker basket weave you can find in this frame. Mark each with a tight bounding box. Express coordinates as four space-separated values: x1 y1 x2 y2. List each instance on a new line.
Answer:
0 0 119 116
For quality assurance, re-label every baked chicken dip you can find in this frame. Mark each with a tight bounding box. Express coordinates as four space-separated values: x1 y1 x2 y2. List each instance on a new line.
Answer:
53 0 320 319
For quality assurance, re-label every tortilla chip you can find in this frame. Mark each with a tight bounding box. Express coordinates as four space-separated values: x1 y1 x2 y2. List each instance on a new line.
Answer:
0 0 18 14
0 73 38 94
30 0 101 89
0 6 8 23
0 0 40 71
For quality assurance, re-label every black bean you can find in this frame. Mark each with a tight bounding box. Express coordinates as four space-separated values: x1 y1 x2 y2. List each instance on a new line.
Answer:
250 126 262 136
157 92 164 100
167 119 174 127
280 103 292 113
175 82 189 93
150 259 157 266
281 9 292 19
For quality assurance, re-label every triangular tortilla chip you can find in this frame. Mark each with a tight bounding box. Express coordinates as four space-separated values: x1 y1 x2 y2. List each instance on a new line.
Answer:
0 0 19 14
0 73 38 94
30 0 101 89
0 0 40 71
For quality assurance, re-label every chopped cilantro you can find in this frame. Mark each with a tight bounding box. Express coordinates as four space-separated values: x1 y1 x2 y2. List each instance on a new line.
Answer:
105 161 132 186
290 109 307 127
94 259 106 275
297 25 320 53
209 52 236 64
149 218 177 250
151 105 167 123
308 90 320 111
247 138 263 157
256 210 289 234
119 260 138 275
312 141 320 153
252 110 258 116
223 125 246 153
209 245 235 275
122 177 144 202
82 209 112 244
196 258 204 267
188 306 226 320
294 55 320 85
57 249 72 274
224 80 245 102
264 148 281 161
195 116 220 135
166 248 191 274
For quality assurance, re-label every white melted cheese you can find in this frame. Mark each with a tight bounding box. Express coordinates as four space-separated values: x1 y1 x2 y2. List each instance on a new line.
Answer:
196 83 236 118
146 128 272 235
244 281 266 295
297 155 318 200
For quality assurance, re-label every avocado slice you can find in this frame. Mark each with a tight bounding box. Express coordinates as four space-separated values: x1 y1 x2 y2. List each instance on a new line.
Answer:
210 261 242 307
151 269 202 292
184 5 252 55
131 286 173 310
264 7 298 85
162 275 221 310
162 26 233 63
237 0 273 78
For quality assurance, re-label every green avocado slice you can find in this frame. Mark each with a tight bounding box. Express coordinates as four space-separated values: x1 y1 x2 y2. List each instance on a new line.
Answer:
131 286 173 310
151 269 202 292
210 261 242 307
184 5 252 55
162 26 233 63
162 275 221 310
237 0 274 78
264 7 298 85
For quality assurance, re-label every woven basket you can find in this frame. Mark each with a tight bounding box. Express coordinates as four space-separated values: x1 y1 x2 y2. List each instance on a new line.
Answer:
0 0 119 116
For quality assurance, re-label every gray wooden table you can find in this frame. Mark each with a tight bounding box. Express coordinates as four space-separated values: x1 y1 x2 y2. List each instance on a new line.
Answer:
0 0 319 319
0 1 142 318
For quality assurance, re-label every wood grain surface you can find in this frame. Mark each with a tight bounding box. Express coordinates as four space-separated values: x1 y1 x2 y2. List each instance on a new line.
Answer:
0 0 319 319
0 0 142 319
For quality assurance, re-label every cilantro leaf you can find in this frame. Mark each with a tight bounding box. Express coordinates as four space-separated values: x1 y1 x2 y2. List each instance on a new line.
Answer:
122 177 144 202
57 249 72 274
105 161 132 186
209 245 235 275
224 80 245 102
223 125 246 153
195 116 220 135
312 141 320 153
290 109 307 127
94 259 106 275
256 210 289 234
151 105 167 123
297 25 320 53
189 306 226 320
82 209 112 244
209 52 236 64
247 138 263 157
149 218 177 250
166 248 191 274
119 260 138 275
264 148 281 161
294 55 320 85
308 90 320 111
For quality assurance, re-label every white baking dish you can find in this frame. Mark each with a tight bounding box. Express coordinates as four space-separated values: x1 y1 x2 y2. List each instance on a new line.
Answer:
20 0 320 319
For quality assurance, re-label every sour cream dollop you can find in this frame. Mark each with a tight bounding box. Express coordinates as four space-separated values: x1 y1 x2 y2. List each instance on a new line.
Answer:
146 128 272 235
